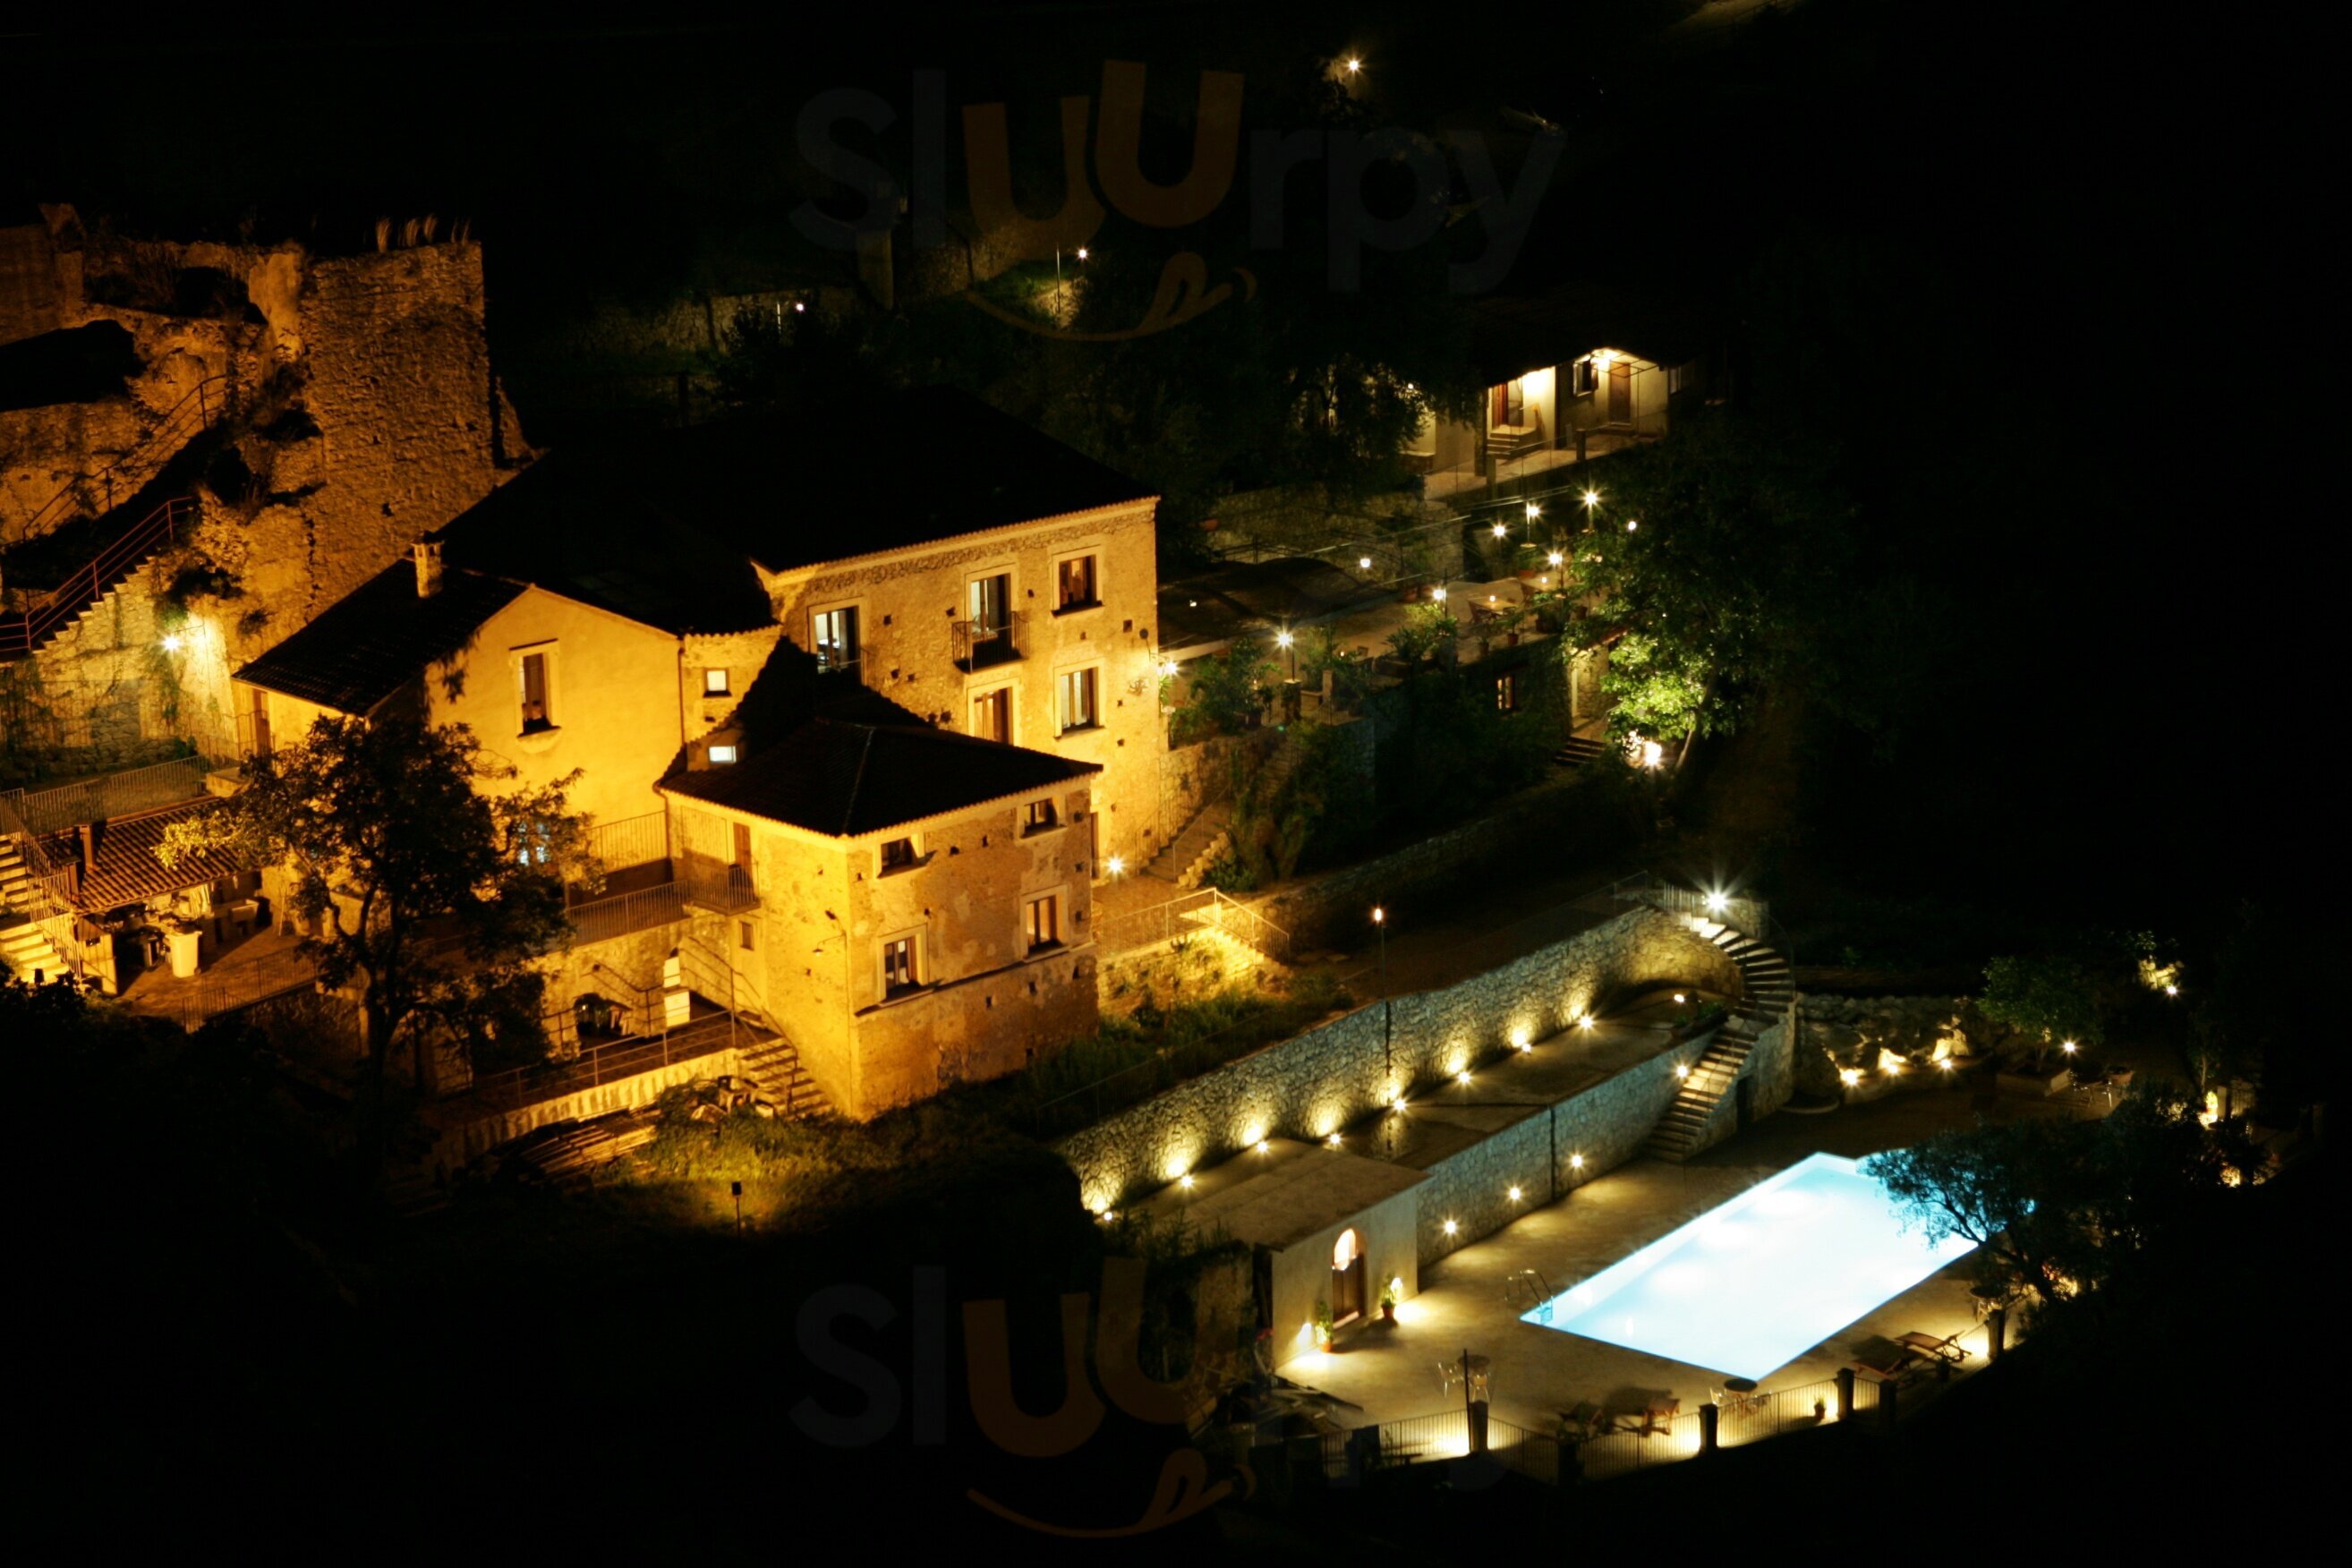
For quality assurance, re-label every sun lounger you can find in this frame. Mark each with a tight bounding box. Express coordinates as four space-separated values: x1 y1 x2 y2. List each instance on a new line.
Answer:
1896 1330 1972 1365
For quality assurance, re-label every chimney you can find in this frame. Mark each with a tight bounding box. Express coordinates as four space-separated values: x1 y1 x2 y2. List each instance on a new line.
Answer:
413 539 443 598
78 821 95 872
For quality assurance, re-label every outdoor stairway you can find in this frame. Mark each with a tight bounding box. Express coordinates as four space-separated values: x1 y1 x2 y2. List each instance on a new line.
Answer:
1552 734 1610 771
1643 920 1795 1163
1487 424 1547 464
1 495 199 660
1144 733 1307 888
737 1033 833 1121
0 838 73 983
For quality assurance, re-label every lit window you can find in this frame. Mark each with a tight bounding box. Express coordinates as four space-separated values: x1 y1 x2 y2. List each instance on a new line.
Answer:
880 837 918 872
707 744 739 765
1025 798 1059 833
971 686 1012 744
1496 672 1518 712
882 935 919 996
1056 555 1098 611
703 667 730 696
1058 667 1099 733
1571 357 1598 396
737 919 756 952
519 651 553 732
1026 894 1061 952
813 606 860 672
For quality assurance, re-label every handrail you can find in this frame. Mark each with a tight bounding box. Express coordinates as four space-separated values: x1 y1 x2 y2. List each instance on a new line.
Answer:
0 791 86 979
1 496 198 658
18 372 231 541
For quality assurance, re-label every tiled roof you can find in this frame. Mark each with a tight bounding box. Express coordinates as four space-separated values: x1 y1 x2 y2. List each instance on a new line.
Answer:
38 798 256 912
660 719 1098 839
1470 282 1712 386
233 563 525 714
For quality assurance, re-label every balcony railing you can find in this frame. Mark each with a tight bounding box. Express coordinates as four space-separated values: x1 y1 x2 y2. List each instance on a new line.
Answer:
578 811 669 880
565 881 688 945
679 859 759 913
953 609 1023 672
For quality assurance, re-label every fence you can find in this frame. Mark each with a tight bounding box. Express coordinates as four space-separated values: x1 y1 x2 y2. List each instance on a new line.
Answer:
5 754 223 833
1319 1367 1955 1489
457 1012 742 1112
580 810 669 878
565 880 688 945
1095 885 1293 965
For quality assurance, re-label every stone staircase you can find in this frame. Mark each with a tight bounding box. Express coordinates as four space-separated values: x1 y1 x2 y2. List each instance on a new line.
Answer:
1644 919 1795 1163
1144 733 1307 889
737 1032 834 1121
1552 734 1610 771
0 837 74 983
1 495 199 660
1487 423 1547 464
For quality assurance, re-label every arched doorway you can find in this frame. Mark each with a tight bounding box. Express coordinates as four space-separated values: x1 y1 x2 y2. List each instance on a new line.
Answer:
1331 1227 1367 1326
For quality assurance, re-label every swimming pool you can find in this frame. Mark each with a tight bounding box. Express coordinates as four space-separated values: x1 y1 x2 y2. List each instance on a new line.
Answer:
1521 1152 1977 1379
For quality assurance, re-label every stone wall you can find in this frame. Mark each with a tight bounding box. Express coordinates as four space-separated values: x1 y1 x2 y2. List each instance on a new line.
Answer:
1412 1032 1716 1266
1252 776 1593 951
430 1045 745 1168
1096 926 1288 1018
1056 906 1734 1211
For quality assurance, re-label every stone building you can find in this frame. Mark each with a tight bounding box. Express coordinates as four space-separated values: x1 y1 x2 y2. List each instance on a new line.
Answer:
1 205 524 783
660 642 1104 1118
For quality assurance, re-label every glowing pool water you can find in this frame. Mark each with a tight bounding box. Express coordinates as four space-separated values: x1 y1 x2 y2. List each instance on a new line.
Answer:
1522 1152 1976 1379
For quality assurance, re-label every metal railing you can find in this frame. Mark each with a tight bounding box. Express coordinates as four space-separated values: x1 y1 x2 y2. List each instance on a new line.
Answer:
457 1013 741 1112
577 811 670 880
6 754 222 833
678 859 759 913
0 792 85 977
17 373 230 541
952 609 1023 671
1318 1410 1563 1486
1095 884 1292 965
2 496 199 658
565 880 688 945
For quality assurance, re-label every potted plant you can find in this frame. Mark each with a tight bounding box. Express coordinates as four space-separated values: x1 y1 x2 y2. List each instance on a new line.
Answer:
1493 601 1530 646
1314 1298 1334 1348
1378 1278 1399 1325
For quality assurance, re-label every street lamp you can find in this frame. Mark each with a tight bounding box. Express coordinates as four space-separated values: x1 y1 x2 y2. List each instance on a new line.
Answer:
1581 488 1601 512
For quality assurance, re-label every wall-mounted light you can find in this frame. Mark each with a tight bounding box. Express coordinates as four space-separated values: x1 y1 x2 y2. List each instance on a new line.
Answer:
1507 1186 1523 1202
1491 520 1508 539
1581 489 1601 510
1442 1218 1458 1236
1105 856 1125 877
159 635 183 653
1430 586 1447 601
1570 1154 1585 1171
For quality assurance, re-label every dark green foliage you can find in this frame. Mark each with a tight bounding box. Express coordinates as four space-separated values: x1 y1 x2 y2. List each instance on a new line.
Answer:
1864 1085 2265 1329
1373 663 1555 827
1171 635 1276 745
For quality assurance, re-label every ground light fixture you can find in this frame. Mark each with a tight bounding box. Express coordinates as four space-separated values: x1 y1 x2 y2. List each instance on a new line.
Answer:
1508 1186 1523 1202
1570 1154 1585 1171
1547 550 1564 567
1675 1064 1690 1079
1326 1132 1342 1146
1840 1068 1863 1087
1442 1219 1458 1235
159 634 183 652
1704 891 1729 914
1455 1070 1471 1087
1581 488 1600 510
1256 1140 1271 1155
1430 586 1446 601
1526 502 1542 520
1578 1014 1596 1031
1105 856 1124 876
1492 520 1507 538
1674 993 1687 1003
1359 556 1373 569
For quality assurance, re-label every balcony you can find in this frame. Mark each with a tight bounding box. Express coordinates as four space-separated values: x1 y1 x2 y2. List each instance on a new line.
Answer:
953 609 1024 673
679 857 760 914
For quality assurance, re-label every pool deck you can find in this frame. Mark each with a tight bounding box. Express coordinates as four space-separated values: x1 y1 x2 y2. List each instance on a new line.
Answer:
1288 1084 2076 1435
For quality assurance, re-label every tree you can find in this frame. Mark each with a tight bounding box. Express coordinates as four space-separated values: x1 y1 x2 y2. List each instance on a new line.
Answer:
1977 952 2103 1065
160 714 590 1172
1571 410 1871 750
1864 1086 2263 1326
1171 635 1277 746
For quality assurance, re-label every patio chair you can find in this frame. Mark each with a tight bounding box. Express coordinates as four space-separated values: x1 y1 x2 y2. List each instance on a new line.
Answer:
1557 1401 1610 1443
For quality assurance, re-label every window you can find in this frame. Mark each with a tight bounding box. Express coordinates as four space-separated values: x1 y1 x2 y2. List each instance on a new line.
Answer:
1026 893 1061 952
881 934 919 997
1024 798 1059 833
1572 357 1599 396
813 605 860 673
1055 555 1098 612
519 651 553 732
971 686 1012 744
513 816 553 867
880 837 918 872
1058 667 1099 733
1669 359 1700 396
737 919 756 952
1496 672 1519 712
969 572 1010 633
703 667 730 696
708 744 739 765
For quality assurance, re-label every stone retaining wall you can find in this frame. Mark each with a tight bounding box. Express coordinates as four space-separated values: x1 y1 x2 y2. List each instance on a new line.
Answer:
1057 906 1734 1211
